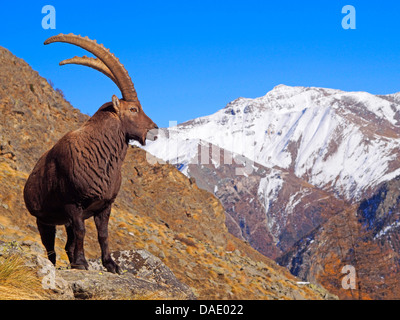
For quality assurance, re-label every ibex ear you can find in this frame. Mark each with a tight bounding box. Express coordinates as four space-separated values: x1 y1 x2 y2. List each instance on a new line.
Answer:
112 95 120 114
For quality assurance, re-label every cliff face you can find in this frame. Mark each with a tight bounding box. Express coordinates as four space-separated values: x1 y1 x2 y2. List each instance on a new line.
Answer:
0 46 334 300
184 142 348 259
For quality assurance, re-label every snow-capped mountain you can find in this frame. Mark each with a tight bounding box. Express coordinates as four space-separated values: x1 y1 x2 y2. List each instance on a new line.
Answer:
141 84 400 298
145 84 400 201
142 85 400 259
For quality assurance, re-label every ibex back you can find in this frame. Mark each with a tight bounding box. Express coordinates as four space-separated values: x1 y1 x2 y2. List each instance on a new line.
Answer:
24 34 158 273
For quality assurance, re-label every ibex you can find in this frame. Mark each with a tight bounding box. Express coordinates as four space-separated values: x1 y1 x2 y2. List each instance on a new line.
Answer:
24 34 158 273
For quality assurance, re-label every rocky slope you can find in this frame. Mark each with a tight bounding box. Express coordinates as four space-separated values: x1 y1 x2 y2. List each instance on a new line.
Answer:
278 176 400 300
0 46 334 300
182 141 347 260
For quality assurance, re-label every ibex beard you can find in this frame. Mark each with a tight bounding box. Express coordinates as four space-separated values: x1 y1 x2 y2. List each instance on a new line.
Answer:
23 34 158 273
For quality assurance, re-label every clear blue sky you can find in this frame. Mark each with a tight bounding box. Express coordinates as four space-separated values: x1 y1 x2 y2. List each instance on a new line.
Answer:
1 1 400 127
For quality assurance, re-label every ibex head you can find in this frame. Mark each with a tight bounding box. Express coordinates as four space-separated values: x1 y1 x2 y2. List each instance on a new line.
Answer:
111 95 157 145
44 33 158 145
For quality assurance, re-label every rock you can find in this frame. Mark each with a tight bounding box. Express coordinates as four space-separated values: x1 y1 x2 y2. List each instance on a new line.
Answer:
85 249 196 300
33 254 74 299
58 269 187 300
0 241 75 299
0 241 195 300
53 249 196 300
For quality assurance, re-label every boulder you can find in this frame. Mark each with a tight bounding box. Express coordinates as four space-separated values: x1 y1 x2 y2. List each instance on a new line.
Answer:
61 249 196 300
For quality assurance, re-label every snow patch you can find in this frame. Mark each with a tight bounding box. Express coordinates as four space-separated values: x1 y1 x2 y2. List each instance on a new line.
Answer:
257 169 284 212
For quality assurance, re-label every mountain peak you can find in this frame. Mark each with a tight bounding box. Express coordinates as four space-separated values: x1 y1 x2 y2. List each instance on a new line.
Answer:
271 84 296 91
147 83 400 200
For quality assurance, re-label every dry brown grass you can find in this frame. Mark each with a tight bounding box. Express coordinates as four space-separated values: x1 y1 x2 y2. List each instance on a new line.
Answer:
0 253 47 300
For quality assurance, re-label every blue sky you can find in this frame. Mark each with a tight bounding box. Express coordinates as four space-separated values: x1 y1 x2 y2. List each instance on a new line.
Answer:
1 1 400 127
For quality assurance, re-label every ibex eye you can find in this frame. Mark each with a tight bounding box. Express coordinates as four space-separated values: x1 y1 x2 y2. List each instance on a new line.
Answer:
130 107 138 113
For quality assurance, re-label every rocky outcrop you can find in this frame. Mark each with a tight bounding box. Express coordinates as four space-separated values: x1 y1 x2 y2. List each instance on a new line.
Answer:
0 241 194 300
85 250 196 300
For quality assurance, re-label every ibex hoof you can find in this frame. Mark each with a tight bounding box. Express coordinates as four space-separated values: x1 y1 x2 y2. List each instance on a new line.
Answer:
104 260 121 274
71 263 89 270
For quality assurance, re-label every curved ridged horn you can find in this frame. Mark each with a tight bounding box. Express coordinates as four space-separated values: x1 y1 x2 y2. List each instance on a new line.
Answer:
44 33 138 102
60 56 119 87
